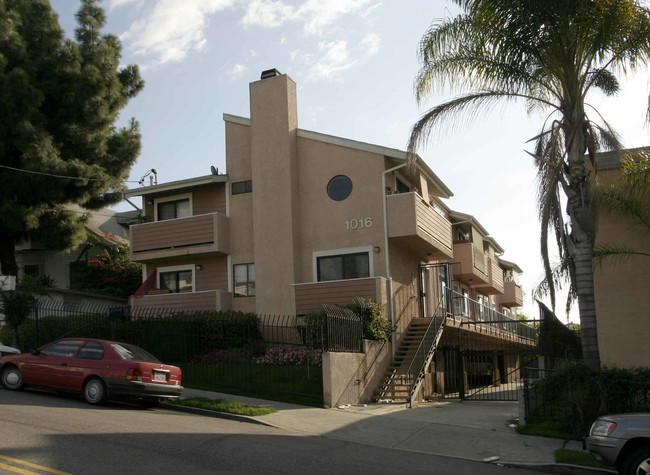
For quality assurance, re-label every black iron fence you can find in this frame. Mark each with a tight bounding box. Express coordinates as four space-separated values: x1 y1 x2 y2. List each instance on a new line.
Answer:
0 299 365 404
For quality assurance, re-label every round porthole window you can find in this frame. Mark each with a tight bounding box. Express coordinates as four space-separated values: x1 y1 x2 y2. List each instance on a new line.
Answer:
327 175 353 201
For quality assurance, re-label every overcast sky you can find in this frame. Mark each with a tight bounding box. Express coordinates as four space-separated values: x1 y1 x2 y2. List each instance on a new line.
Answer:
49 0 649 322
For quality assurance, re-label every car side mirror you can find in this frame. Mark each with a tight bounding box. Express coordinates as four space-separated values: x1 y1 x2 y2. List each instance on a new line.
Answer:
31 349 40 356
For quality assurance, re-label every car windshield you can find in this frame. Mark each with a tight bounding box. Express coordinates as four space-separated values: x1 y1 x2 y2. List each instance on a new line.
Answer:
111 343 161 363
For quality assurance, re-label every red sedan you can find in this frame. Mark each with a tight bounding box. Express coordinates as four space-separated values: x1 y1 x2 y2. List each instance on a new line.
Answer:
0 338 183 406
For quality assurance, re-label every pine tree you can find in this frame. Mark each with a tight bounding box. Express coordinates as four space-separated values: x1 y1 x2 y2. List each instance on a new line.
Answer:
0 0 143 276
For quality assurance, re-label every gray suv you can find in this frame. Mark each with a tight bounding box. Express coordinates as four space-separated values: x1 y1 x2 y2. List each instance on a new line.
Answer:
585 413 650 474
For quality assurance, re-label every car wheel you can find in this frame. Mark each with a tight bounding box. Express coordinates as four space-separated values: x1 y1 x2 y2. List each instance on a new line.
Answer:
1 366 24 390
84 378 107 405
619 446 650 475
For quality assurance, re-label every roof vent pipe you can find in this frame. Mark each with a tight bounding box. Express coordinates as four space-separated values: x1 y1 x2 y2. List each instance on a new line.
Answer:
260 68 281 79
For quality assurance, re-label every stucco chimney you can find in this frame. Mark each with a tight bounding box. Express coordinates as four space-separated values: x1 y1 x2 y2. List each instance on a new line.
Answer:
249 72 300 316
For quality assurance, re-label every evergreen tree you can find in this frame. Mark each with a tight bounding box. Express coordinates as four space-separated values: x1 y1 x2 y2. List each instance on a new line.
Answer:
0 0 143 276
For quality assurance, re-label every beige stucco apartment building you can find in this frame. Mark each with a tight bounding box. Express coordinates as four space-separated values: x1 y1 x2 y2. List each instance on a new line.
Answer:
593 150 650 368
126 71 532 403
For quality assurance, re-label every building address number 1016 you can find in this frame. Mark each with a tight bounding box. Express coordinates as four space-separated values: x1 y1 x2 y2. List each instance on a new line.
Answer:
345 217 373 231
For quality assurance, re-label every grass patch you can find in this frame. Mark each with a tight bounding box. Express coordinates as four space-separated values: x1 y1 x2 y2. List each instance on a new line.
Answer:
171 397 276 417
518 423 614 472
555 449 613 470
517 420 583 440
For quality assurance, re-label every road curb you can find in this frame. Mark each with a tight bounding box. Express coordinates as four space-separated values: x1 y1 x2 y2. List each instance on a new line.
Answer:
501 462 616 474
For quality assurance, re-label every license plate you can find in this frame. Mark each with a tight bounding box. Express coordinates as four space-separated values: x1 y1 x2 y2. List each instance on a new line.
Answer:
153 371 167 382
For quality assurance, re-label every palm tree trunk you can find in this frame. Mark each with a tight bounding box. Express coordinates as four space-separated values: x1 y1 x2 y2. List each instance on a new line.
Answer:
573 238 600 365
564 108 600 366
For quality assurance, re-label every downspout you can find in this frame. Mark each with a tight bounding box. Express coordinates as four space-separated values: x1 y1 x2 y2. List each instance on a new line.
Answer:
382 162 407 358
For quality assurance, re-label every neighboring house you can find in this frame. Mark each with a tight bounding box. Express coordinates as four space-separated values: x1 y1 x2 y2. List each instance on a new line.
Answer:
126 70 533 403
13 206 139 305
593 149 650 368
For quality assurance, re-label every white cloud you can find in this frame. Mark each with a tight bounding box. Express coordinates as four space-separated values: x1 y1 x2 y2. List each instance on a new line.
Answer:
241 0 373 36
359 2 382 21
223 63 247 80
119 0 234 66
241 0 295 28
307 40 356 82
106 0 141 10
360 33 381 59
296 0 373 36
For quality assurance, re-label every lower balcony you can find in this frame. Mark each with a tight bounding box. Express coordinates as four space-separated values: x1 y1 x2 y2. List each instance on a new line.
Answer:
129 289 232 314
292 277 388 315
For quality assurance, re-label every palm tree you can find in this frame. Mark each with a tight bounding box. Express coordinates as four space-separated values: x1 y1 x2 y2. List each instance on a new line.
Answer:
407 0 650 364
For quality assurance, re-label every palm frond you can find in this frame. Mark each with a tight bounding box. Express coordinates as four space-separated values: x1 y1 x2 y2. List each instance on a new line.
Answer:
407 90 522 155
593 244 650 268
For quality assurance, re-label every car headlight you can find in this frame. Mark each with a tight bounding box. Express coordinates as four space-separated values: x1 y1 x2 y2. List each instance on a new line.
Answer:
590 419 617 437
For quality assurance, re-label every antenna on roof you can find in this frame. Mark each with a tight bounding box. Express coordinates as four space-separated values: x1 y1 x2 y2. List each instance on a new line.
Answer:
139 169 158 186
210 165 219 175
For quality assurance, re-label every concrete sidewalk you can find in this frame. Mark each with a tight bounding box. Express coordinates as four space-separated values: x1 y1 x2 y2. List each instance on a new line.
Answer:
174 388 613 474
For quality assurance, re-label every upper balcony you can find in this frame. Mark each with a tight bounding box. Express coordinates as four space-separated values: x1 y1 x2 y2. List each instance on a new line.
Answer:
387 192 453 261
474 257 505 295
452 240 489 286
130 212 230 262
501 280 524 307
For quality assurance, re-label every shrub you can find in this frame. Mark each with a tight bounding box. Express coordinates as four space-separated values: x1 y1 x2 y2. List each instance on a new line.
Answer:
349 297 391 341
302 311 327 346
74 234 142 299
531 362 650 435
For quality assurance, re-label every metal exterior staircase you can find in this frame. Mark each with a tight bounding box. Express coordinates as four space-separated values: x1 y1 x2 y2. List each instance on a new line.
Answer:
375 316 445 405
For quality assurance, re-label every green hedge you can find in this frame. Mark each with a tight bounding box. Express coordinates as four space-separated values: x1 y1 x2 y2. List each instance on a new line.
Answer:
531 362 650 434
1 310 263 362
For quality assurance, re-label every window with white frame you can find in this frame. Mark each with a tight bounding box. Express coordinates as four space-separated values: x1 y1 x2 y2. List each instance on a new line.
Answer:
234 263 255 297
155 194 192 221
462 289 469 315
158 266 194 293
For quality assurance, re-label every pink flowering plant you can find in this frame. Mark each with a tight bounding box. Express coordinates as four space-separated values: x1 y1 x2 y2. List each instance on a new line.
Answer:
192 344 322 367
76 233 142 299
191 347 252 364
255 345 323 367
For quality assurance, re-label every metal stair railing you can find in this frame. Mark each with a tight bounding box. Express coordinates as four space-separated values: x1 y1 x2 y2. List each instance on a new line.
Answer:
406 315 446 407
375 287 448 403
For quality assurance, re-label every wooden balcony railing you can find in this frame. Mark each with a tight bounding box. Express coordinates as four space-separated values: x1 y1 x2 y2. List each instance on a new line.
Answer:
387 193 453 260
129 289 232 313
452 240 489 286
130 212 229 261
501 281 524 307
292 277 387 316
475 258 505 295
